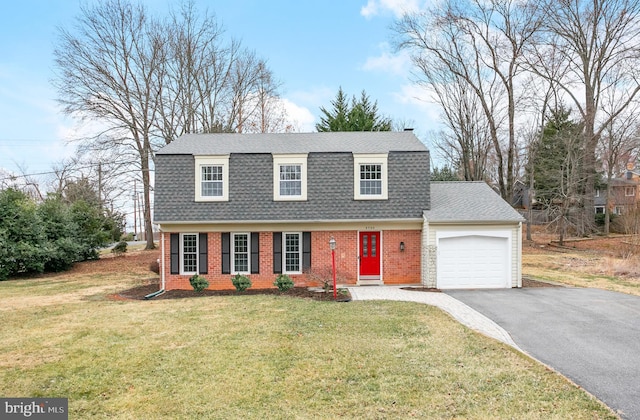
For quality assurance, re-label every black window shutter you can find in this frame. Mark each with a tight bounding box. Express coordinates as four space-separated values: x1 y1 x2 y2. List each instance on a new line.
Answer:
199 233 208 274
303 232 311 271
221 232 231 274
273 232 282 274
251 232 260 274
170 233 180 274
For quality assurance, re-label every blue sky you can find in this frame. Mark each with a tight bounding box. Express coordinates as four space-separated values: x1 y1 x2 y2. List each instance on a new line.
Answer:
0 0 439 177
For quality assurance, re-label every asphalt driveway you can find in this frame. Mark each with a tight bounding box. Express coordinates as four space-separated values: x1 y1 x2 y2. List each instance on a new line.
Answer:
446 287 640 420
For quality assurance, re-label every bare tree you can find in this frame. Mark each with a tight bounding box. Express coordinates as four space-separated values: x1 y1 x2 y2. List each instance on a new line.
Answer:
245 64 289 133
54 0 162 249
54 0 286 249
395 0 542 200
529 0 640 233
427 72 493 181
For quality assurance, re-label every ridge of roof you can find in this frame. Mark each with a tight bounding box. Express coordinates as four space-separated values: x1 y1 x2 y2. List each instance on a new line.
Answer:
156 131 428 155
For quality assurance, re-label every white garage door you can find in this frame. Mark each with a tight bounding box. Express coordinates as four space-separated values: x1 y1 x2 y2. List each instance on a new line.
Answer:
437 235 509 289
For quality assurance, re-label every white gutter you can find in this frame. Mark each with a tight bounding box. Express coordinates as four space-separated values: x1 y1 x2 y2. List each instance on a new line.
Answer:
144 230 165 300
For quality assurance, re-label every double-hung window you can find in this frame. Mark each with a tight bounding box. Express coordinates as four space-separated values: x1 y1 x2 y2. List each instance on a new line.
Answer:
195 156 229 201
280 165 302 196
353 154 388 200
181 233 198 274
232 233 250 274
284 232 302 273
273 154 307 201
625 187 636 197
201 165 223 197
360 164 382 195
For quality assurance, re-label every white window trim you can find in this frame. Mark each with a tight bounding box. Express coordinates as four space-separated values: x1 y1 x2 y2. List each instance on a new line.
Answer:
625 186 635 197
595 189 600 197
594 206 605 214
353 154 388 200
231 232 251 274
283 232 302 274
180 233 199 275
273 154 308 201
195 155 229 202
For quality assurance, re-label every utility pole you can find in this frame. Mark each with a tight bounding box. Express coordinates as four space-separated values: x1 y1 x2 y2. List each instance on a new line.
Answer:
97 162 103 207
133 179 137 240
138 191 144 242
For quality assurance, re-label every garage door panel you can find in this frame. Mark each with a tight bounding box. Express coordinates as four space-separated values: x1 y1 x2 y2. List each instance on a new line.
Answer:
437 235 509 289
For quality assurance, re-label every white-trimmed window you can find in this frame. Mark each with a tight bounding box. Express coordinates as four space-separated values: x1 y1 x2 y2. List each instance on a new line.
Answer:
625 186 636 197
273 154 308 201
284 232 302 274
195 155 229 201
595 189 600 198
353 154 388 200
181 233 198 274
594 206 605 214
232 233 250 274
615 206 624 215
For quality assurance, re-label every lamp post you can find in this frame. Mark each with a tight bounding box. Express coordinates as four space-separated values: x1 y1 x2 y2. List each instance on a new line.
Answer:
329 236 337 300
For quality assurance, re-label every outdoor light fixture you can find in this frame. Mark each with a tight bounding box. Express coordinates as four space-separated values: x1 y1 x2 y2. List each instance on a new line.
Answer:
400 241 405 251
329 236 337 299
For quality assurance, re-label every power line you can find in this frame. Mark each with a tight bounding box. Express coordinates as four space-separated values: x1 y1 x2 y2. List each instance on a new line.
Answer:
0 159 150 182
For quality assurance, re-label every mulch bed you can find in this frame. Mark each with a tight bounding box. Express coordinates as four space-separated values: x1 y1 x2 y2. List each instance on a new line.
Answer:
113 277 557 302
112 281 351 302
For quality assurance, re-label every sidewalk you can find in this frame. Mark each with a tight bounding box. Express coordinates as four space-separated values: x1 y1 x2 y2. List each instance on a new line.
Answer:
347 286 520 350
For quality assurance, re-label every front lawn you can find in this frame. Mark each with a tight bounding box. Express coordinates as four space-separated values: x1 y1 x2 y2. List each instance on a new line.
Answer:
0 253 615 419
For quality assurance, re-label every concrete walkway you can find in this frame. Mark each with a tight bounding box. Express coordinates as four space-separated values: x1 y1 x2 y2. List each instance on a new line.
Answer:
347 286 520 350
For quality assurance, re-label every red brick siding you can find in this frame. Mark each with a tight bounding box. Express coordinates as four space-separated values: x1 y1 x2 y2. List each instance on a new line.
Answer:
162 229 422 290
382 230 422 284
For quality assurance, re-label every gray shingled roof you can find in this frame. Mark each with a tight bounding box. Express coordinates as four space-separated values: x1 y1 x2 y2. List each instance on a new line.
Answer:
156 131 428 155
424 181 525 223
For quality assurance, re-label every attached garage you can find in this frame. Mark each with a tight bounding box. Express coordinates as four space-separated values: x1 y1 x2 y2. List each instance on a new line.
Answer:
436 231 511 289
422 182 525 289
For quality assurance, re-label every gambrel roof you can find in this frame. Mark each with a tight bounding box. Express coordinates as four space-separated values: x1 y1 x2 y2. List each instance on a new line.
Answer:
154 132 431 224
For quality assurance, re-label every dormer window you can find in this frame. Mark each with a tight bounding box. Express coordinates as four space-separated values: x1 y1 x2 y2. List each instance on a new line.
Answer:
353 154 388 200
273 154 308 201
195 155 229 201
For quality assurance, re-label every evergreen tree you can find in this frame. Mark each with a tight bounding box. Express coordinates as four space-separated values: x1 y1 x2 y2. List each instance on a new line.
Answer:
431 165 460 181
529 108 583 207
316 88 392 132
316 87 350 132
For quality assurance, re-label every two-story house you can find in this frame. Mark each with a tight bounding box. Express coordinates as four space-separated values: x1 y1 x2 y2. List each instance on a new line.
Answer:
153 131 524 291
595 166 640 216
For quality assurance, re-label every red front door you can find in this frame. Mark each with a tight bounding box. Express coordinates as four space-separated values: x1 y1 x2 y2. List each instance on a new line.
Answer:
359 231 381 277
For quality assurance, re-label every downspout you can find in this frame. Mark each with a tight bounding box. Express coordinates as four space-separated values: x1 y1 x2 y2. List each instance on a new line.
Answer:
144 230 166 300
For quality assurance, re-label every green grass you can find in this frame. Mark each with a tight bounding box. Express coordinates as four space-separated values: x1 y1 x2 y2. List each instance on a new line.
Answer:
0 270 616 419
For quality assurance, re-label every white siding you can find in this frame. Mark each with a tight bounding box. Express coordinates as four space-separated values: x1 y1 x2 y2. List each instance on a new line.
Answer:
423 222 522 289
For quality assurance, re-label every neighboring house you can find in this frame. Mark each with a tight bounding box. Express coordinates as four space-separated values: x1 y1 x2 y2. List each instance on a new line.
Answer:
595 168 640 215
153 131 524 290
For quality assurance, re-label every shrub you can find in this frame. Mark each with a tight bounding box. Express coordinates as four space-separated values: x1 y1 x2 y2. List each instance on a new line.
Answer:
231 274 252 292
305 266 347 292
189 274 209 292
273 274 294 292
111 240 128 256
